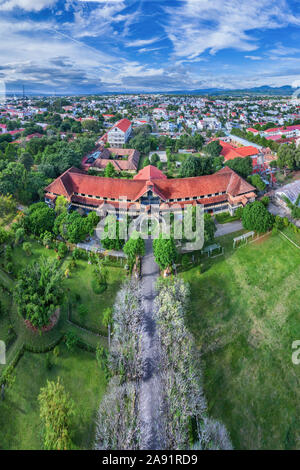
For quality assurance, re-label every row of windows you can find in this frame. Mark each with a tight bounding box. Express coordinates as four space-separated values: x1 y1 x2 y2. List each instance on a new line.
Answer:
51 191 227 205
167 191 226 203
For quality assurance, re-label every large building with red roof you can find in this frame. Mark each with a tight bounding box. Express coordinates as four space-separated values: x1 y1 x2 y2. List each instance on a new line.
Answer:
99 118 132 146
45 165 256 216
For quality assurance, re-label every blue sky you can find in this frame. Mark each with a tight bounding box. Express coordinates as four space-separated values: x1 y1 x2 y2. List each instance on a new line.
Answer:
1 0 300 93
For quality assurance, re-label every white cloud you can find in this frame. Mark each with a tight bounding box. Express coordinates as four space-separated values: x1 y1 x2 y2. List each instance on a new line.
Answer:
164 0 300 60
245 55 263 60
126 37 161 48
0 0 57 11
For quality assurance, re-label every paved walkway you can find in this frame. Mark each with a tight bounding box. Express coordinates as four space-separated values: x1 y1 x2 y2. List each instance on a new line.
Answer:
215 220 243 237
139 238 163 450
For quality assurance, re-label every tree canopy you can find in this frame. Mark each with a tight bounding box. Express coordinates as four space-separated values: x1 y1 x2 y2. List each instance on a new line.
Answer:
153 235 177 271
38 378 75 450
242 201 274 233
15 257 64 328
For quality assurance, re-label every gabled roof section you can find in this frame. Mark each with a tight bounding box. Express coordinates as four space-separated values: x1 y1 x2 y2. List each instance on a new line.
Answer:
133 165 167 181
114 118 132 133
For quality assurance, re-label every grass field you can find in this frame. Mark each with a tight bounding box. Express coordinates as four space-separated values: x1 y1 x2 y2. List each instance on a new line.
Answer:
181 231 300 450
0 344 106 450
0 239 122 449
9 240 125 334
65 260 125 333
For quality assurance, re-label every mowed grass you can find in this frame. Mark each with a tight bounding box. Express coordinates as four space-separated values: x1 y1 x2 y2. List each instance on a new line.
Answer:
181 232 300 450
10 240 125 334
0 344 107 450
65 260 125 333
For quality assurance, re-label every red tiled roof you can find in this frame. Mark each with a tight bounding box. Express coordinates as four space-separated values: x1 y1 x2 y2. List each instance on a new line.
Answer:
114 118 132 133
133 165 167 181
219 140 259 161
45 165 255 206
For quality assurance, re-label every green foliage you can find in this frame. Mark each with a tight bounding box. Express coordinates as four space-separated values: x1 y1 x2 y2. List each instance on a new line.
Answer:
0 194 16 219
54 211 96 244
153 234 177 271
22 241 32 256
24 202 56 236
180 155 213 178
261 196 270 207
123 233 145 271
104 162 116 178
15 257 64 328
205 140 222 157
225 156 253 178
55 195 68 215
0 365 15 389
242 201 274 233
0 227 8 244
38 378 75 450
64 331 78 351
249 174 266 191
101 215 126 250
57 242 68 259
14 227 25 245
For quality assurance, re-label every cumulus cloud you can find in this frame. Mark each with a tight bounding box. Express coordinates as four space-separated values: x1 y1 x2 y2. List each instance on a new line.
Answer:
164 0 300 59
0 0 57 11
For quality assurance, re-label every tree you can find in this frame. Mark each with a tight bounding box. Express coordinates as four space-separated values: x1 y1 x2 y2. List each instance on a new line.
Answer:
38 378 75 450
19 152 34 171
153 235 177 272
0 195 16 219
0 227 8 245
54 211 95 243
104 162 116 178
225 156 253 178
250 174 266 192
24 202 56 236
242 201 274 233
22 241 32 256
0 162 26 198
102 307 113 348
15 257 64 328
205 141 222 157
1 365 15 401
180 155 213 178
123 233 145 271
101 215 126 250
150 153 160 165
55 195 68 215
180 155 202 177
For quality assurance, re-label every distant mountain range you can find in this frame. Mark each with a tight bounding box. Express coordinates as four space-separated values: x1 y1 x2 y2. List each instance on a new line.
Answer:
6 85 299 97
162 86 297 96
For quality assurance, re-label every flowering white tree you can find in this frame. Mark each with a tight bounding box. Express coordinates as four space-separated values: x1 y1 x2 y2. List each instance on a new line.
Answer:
155 278 232 450
95 280 142 450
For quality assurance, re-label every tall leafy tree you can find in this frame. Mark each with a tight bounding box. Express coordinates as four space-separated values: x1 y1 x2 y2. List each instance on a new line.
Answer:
242 201 274 233
153 235 177 271
15 257 64 328
38 378 75 450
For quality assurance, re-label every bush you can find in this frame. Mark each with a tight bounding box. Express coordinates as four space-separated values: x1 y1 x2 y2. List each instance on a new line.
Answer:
58 242 68 259
64 331 78 351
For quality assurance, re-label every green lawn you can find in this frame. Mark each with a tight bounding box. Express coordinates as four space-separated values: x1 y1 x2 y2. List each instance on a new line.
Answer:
65 260 125 334
0 344 106 450
181 232 300 450
9 240 125 334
